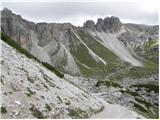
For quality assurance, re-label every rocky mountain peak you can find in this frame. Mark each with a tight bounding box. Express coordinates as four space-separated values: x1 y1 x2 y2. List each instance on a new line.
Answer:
1 8 22 19
83 16 121 33
1 8 12 15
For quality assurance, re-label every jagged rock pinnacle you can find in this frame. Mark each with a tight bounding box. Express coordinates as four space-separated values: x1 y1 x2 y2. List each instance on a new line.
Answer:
83 16 121 33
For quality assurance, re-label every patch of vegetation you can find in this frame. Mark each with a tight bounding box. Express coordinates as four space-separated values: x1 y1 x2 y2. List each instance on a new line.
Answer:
1 106 7 114
132 84 159 93
131 101 159 119
43 75 56 88
127 63 157 79
8 91 13 94
45 103 51 111
3 92 7 95
57 96 63 103
120 89 140 97
27 76 35 83
68 108 89 118
25 87 36 97
1 32 64 78
29 105 46 119
65 100 71 105
135 97 152 108
121 84 159 119
95 80 122 88
41 96 45 99
42 83 49 90
1 75 5 85
131 101 148 113
135 40 159 64
42 62 64 78
11 84 20 92
101 58 158 82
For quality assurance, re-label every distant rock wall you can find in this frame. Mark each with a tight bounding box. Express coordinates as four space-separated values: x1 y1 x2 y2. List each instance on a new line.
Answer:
83 16 121 33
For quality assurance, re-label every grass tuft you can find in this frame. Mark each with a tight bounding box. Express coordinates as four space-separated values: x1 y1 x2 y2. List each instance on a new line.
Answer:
1 106 7 114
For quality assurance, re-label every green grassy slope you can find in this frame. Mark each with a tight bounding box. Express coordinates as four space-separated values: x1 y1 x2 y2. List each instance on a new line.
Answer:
135 40 159 64
66 29 126 78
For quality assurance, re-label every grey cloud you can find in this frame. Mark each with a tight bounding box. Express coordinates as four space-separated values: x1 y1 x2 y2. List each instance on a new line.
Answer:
2 2 159 26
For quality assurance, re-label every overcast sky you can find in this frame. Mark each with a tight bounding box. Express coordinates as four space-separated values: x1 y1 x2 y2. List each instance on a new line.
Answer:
1 0 159 26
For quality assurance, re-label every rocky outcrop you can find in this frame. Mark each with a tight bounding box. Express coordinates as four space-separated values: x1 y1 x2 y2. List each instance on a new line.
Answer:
109 16 121 32
96 18 104 32
83 20 96 31
1 8 36 50
83 16 121 33
36 23 73 47
118 24 159 48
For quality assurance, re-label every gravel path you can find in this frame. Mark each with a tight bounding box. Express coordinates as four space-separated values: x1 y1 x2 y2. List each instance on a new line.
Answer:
90 97 144 119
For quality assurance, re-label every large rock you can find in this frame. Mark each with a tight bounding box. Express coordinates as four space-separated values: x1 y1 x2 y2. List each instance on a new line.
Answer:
110 16 121 32
101 16 121 33
103 17 111 32
83 20 96 31
96 18 105 32
84 16 121 33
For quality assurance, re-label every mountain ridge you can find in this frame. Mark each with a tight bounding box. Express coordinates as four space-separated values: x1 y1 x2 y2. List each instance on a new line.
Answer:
2 8 158 77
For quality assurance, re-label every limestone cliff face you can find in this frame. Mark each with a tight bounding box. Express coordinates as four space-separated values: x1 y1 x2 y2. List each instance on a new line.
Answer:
1 8 36 50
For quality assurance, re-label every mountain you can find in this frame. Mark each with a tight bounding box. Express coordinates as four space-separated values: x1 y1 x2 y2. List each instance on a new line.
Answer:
1 8 159 118
2 8 158 78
